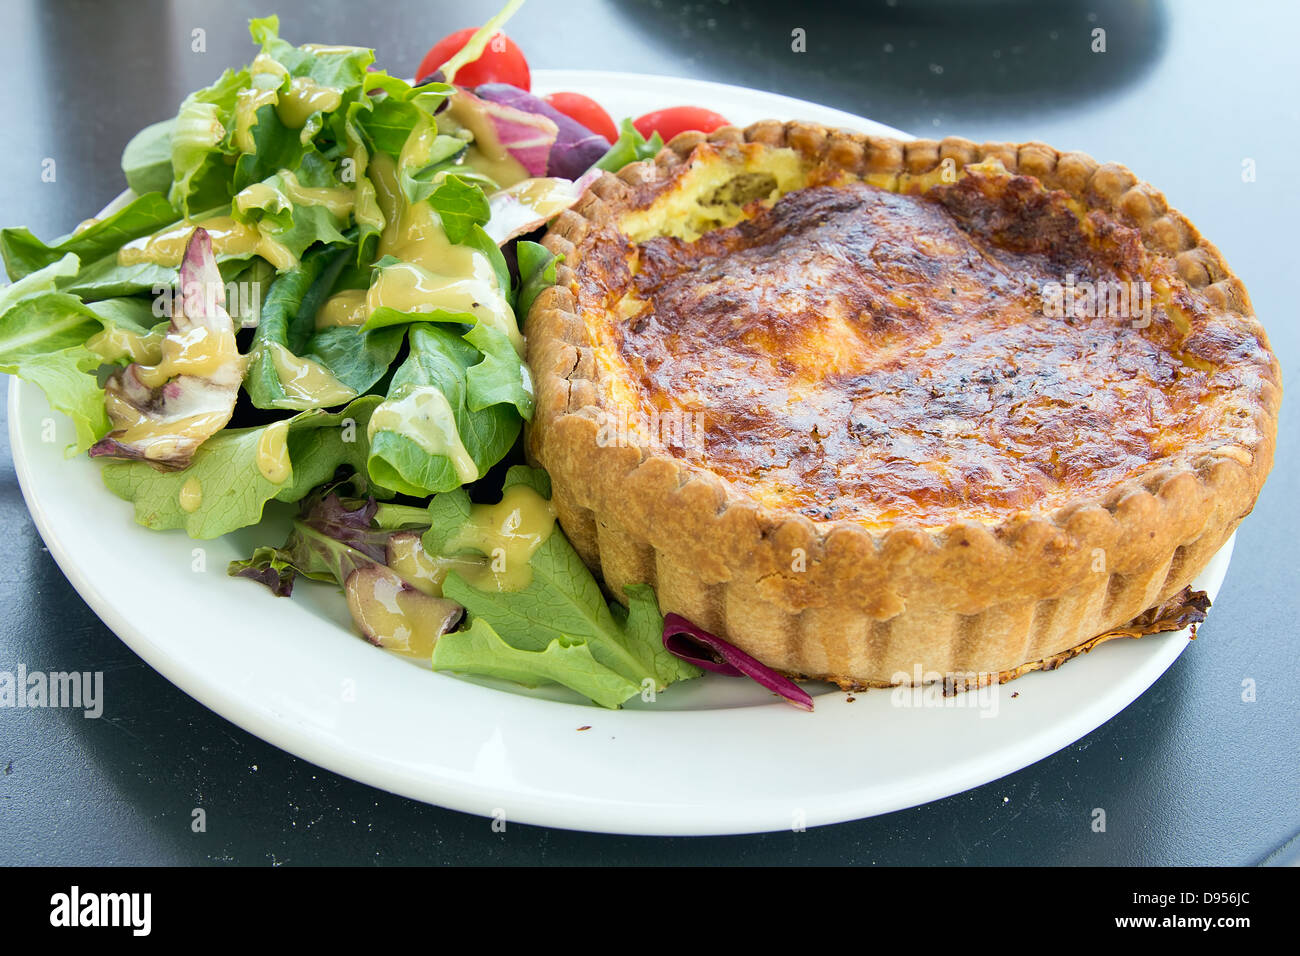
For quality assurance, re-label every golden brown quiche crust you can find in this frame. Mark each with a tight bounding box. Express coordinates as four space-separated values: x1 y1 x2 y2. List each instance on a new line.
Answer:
525 122 1282 687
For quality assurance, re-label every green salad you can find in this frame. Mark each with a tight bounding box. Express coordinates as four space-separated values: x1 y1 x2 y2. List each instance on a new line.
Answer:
0 10 711 710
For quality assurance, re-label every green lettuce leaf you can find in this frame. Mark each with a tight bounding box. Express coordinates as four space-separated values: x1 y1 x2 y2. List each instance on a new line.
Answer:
0 193 179 282
463 322 533 418
593 118 664 173
425 174 491 243
121 119 177 197
245 245 402 409
365 324 522 497
427 466 700 707
100 396 385 539
440 529 697 693
514 239 560 319
169 67 247 215
433 618 642 710
0 256 108 452
0 283 162 454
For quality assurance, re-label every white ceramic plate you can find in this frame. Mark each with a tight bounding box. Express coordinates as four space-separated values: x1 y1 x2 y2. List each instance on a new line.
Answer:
6 71 1233 836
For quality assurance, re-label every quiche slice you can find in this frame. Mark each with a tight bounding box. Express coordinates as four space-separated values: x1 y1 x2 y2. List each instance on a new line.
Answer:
524 121 1281 689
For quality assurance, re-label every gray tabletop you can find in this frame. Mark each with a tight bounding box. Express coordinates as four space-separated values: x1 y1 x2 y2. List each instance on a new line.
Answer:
0 0 1295 865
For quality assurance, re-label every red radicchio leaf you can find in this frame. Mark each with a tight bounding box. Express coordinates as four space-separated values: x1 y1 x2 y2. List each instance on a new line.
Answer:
662 613 814 711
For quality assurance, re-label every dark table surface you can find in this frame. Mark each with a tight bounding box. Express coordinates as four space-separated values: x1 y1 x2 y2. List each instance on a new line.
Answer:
0 0 1295 865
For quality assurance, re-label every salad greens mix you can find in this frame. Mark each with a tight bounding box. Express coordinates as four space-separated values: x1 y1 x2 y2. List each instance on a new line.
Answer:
1 7 806 710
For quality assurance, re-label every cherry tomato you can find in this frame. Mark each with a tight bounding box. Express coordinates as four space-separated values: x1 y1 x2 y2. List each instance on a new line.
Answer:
543 92 618 143
416 27 531 90
633 107 731 143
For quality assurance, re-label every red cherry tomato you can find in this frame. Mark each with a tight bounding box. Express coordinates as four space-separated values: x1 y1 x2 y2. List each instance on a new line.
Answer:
416 27 531 90
633 107 730 143
543 92 619 143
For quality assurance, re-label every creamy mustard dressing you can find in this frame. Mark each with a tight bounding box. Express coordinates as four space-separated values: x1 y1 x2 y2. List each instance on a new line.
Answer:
118 218 296 271
250 52 289 81
313 288 369 328
443 93 529 189
135 324 243 389
233 86 279 154
260 341 357 408
255 419 291 484
366 151 521 352
178 476 203 513
275 76 342 129
367 385 478 484
85 325 165 365
386 533 484 598
344 565 448 660
299 42 368 55
483 177 583 243
103 397 231 462
444 484 556 592
233 172 352 224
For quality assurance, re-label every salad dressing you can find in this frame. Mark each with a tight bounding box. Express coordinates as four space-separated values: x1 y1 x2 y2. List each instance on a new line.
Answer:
86 325 165 365
386 533 483 598
343 565 447 660
233 86 280 154
367 152 521 352
313 289 368 328
178 477 203 513
299 42 368 55
134 324 243 389
250 52 289 82
118 218 296 271
261 341 357 408
255 419 291 484
236 171 356 219
367 385 478 485
275 76 342 129
445 484 556 592
444 93 529 189
103 400 231 462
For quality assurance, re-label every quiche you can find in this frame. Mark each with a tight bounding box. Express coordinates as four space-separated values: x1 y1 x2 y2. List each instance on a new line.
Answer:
524 121 1281 689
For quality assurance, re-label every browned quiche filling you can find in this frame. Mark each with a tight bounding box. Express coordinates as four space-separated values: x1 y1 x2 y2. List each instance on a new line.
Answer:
585 161 1272 529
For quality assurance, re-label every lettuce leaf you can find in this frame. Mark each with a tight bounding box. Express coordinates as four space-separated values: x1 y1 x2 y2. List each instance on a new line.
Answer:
593 118 664 173
428 466 700 707
100 395 386 539
426 174 490 244
365 324 523 497
169 67 247 215
514 239 560 319
244 246 403 409
0 193 179 282
121 119 177 198
433 619 642 710
0 256 108 452
0 279 163 455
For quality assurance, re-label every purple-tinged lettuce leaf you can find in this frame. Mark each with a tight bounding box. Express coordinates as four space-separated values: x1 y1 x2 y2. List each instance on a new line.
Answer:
90 228 244 469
